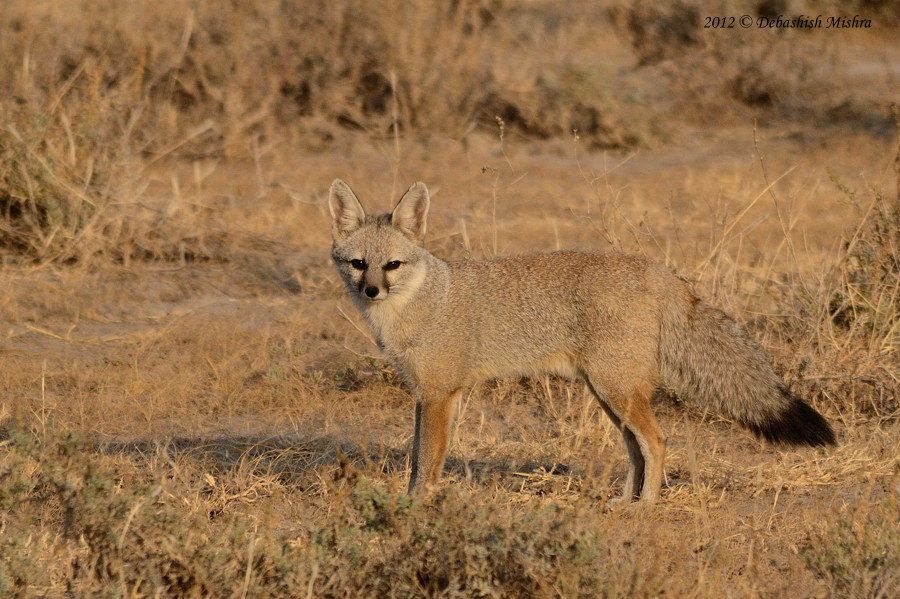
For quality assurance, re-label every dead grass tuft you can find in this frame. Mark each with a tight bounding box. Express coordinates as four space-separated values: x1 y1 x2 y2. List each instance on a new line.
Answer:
801 499 899 598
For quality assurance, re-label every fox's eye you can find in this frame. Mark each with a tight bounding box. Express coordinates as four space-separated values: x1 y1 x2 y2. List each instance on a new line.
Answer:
350 259 366 270
384 260 402 271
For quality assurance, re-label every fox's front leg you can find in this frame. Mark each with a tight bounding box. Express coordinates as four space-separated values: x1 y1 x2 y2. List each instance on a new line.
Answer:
408 390 459 493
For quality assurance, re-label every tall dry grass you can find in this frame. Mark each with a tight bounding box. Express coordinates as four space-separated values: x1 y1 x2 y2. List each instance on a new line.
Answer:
8 0 891 264
0 0 648 263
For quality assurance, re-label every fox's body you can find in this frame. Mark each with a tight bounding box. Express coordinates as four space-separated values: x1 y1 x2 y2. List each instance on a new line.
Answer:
328 180 835 503
369 251 672 412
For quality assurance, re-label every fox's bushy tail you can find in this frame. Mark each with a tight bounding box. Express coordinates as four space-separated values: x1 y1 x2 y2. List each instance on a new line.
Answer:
659 293 835 447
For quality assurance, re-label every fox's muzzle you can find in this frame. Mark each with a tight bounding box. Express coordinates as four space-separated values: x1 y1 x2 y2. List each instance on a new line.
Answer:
359 268 388 300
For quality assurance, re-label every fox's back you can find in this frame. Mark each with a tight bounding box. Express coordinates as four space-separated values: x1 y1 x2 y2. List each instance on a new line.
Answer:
419 251 685 383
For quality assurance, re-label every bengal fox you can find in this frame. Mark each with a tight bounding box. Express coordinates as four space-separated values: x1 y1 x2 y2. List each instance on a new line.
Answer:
327 179 835 504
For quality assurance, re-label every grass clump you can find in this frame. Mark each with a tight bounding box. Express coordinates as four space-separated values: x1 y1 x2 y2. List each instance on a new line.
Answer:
829 190 900 339
801 501 899 598
320 481 607 597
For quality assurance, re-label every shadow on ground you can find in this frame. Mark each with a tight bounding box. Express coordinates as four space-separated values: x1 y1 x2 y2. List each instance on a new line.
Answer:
99 433 580 490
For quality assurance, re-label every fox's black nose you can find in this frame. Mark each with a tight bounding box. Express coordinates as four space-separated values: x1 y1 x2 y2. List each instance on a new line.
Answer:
364 286 379 298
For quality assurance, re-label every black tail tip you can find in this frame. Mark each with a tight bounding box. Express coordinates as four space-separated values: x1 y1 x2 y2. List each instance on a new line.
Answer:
747 393 837 447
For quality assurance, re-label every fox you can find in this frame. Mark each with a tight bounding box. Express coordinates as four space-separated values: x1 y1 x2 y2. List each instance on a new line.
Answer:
327 178 836 504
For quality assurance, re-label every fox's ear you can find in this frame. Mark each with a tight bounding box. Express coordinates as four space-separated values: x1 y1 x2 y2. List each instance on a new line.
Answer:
328 179 366 239
391 182 430 241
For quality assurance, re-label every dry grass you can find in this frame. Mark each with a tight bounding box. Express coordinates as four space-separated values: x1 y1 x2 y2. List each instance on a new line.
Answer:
1 0 898 597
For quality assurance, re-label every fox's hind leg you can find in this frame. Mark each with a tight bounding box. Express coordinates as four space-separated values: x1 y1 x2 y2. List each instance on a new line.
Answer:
623 384 666 502
408 389 460 493
587 389 645 501
585 375 666 503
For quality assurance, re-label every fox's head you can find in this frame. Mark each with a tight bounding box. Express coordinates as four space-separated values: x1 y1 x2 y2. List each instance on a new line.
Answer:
328 179 431 308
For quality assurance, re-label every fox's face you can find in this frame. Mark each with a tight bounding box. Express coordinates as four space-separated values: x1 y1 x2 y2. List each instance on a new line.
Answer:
328 180 430 308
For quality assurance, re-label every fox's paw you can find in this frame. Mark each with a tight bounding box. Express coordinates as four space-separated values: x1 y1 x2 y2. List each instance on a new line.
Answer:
604 493 661 512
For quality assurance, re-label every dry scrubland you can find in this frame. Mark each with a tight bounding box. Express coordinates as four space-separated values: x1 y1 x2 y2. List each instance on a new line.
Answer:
0 0 898 596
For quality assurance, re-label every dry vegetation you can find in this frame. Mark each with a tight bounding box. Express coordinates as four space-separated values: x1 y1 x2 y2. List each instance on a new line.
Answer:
0 0 898 596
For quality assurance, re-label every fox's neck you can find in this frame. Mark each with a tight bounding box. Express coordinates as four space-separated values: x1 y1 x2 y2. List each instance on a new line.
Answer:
360 254 448 350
